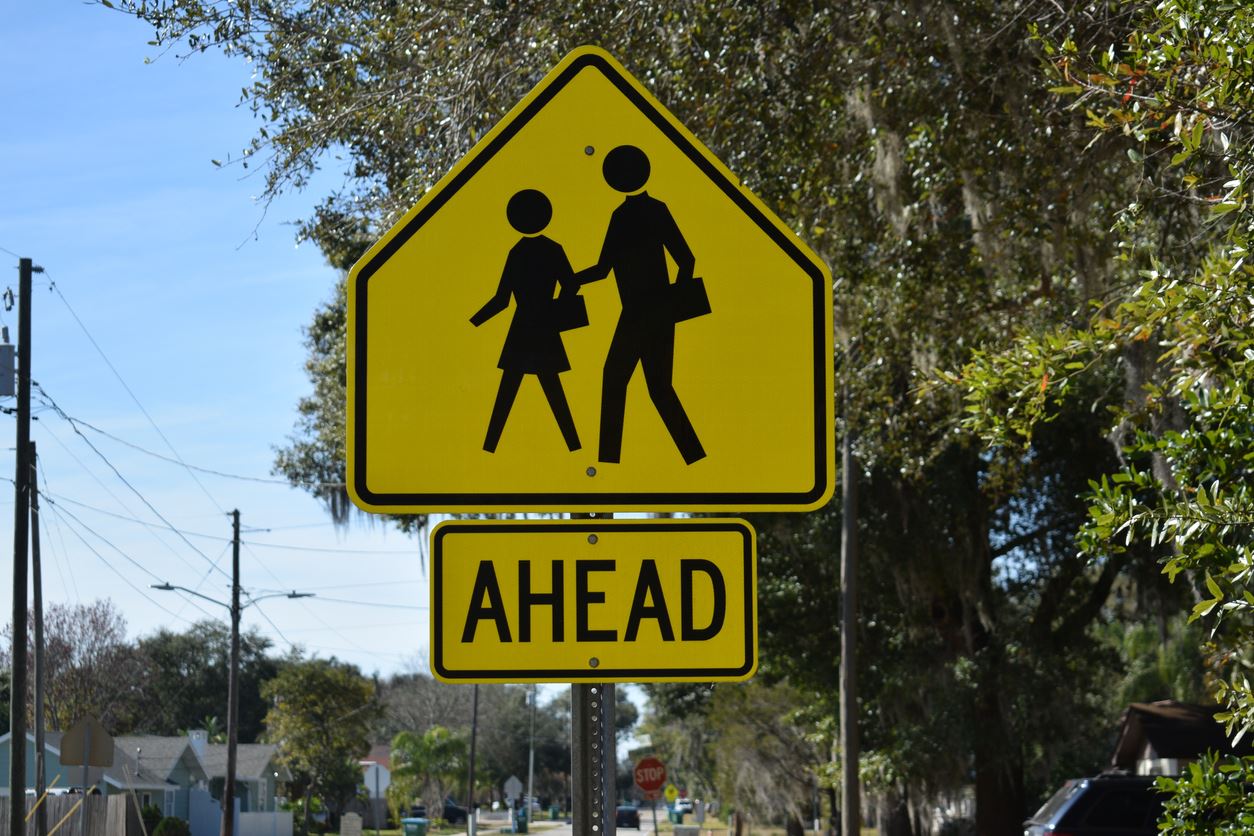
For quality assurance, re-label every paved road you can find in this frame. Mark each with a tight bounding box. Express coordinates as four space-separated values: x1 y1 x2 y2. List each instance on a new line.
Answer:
478 819 659 835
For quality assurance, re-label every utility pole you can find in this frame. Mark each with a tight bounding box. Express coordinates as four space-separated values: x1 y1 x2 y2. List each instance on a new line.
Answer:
839 413 860 836
149 542 309 836
32 441 48 836
467 684 479 836
10 257 37 828
222 510 241 836
526 684 536 827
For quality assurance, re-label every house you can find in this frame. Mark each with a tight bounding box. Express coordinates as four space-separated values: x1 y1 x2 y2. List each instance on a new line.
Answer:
116 735 213 819
0 730 206 818
1110 700 1254 775
192 731 289 813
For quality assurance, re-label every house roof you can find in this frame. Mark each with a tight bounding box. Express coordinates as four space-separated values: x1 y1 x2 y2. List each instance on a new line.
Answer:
0 731 177 790
1111 700 1254 768
362 744 391 769
116 736 200 781
200 743 290 782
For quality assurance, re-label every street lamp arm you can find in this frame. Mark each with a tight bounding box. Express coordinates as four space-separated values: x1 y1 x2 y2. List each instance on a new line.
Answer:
151 582 229 610
246 591 316 607
151 584 314 610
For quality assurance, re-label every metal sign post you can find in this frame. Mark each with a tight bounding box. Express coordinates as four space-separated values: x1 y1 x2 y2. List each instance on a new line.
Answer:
572 683 615 835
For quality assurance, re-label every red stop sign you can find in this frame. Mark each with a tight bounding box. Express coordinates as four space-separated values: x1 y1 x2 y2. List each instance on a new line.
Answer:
634 756 667 793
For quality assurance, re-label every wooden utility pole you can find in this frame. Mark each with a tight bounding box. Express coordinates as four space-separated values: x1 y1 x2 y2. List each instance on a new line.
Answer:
10 257 37 827
222 510 241 836
32 441 48 836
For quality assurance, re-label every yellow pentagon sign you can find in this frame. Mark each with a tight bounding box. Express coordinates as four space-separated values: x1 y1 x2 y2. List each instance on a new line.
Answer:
431 518 756 683
348 46 833 512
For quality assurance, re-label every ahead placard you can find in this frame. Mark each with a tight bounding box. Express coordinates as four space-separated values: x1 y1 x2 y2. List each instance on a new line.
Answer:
431 519 756 683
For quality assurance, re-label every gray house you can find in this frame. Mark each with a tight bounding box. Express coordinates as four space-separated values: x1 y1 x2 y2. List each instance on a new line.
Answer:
0 730 206 818
117 735 213 818
195 735 289 813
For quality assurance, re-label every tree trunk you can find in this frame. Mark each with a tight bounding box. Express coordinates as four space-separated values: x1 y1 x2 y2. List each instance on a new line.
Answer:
973 681 1024 836
879 786 913 836
787 813 807 836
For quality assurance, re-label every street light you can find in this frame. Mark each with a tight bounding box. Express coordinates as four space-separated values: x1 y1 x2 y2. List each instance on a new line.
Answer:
152 510 313 836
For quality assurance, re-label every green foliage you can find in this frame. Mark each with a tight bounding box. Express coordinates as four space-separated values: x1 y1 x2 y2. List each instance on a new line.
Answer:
262 658 379 819
950 0 1254 827
140 803 163 836
390 725 467 818
152 817 191 836
1157 754 1254 834
958 0 1254 737
1101 615 1208 710
136 620 277 740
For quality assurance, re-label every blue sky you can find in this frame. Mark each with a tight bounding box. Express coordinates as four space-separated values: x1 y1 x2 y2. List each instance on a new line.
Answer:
1 3 431 677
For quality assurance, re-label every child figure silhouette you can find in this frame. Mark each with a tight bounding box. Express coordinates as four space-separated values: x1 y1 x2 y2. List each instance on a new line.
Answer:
471 189 583 453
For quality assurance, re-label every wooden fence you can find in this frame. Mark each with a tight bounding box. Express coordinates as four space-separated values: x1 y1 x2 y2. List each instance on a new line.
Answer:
0 794 142 836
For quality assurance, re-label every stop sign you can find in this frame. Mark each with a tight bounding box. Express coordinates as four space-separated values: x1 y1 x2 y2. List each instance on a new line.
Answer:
634 756 667 794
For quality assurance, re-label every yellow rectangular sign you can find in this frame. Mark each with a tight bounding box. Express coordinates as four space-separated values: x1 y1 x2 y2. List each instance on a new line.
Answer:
431 518 756 683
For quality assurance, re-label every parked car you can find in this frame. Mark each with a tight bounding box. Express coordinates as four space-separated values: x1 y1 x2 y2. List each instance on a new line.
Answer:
674 797 694 814
615 805 641 828
440 798 469 825
1023 774 1166 835
408 798 469 825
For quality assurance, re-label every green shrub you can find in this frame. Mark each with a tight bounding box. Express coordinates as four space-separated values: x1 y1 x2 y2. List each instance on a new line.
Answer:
1157 754 1254 833
152 817 191 836
140 803 163 835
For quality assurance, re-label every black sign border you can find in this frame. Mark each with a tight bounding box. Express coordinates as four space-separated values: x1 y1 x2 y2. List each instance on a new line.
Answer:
354 50 830 510
431 519 756 681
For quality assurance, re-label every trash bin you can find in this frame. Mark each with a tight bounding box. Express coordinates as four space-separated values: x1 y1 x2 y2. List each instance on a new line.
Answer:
400 817 428 836
512 809 529 833
669 809 685 824
550 805 561 820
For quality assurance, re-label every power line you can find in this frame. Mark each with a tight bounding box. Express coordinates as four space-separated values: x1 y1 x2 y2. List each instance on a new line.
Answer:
35 456 76 602
35 384 231 581
35 415 210 578
62 411 345 489
257 580 423 592
242 541 377 658
45 490 415 554
44 272 229 513
303 596 427 611
44 502 200 625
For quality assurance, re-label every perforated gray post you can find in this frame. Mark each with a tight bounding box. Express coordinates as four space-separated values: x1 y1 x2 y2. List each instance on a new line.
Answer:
572 683 616 835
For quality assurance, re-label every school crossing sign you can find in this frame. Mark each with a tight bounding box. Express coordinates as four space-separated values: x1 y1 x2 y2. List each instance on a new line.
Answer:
347 46 834 513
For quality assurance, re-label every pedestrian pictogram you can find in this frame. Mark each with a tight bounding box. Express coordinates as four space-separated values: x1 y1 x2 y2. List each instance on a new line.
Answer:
347 46 833 513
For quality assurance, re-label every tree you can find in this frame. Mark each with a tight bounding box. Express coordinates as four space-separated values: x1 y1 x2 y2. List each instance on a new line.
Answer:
374 672 472 744
3 600 145 731
946 0 1254 827
389 726 467 820
134 620 279 741
262 658 379 829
